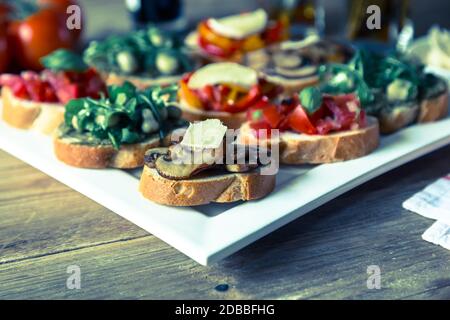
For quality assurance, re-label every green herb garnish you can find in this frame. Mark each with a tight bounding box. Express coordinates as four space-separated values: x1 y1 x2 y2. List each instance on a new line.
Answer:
299 87 322 114
83 26 192 77
63 82 180 149
41 49 89 73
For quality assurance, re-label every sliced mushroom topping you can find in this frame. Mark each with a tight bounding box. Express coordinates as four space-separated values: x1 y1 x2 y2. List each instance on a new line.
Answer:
145 143 270 180
225 163 259 173
155 156 214 180
275 65 317 78
273 53 302 69
144 147 170 168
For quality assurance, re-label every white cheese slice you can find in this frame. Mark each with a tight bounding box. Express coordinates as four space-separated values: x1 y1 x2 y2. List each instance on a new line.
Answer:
187 62 258 90
181 119 227 149
208 9 268 40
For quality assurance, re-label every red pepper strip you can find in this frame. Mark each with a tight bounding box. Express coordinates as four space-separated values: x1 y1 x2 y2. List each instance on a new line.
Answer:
198 36 236 59
222 85 261 113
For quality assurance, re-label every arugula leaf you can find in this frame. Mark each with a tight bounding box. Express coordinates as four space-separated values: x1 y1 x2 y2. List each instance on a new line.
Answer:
41 49 89 72
64 99 85 126
108 81 136 104
83 26 192 77
62 82 180 149
299 87 323 114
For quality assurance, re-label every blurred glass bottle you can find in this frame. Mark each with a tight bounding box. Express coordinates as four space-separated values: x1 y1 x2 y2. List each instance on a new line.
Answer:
347 0 413 43
125 0 187 31
260 0 324 39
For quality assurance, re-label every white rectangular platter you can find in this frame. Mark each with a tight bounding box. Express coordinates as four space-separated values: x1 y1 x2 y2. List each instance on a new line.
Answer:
1 89 449 265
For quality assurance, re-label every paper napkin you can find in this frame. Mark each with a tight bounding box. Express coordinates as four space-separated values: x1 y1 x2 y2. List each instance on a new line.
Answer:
403 174 450 250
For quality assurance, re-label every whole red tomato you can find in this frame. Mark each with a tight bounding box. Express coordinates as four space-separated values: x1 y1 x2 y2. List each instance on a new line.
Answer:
8 8 74 70
37 0 83 42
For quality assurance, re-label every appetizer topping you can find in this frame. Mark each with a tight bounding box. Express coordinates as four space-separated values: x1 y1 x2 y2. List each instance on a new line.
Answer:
419 73 448 99
83 26 192 77
197 10 287 59
386 79 417 103
247 89 366 136
181 119 227 149
408 26 450 71
0 50 106 104
144 119 268 180
41 49 89 73
178 63 281 113
154 151 212 180
187 63 258 90
59 82 184 149
245 40 354 82
320 50 447 116
145 141 265 180
208 9 268 40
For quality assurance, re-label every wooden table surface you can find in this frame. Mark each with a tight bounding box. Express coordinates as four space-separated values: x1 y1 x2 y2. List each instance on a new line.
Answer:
1 145 450 299
1 0 450 301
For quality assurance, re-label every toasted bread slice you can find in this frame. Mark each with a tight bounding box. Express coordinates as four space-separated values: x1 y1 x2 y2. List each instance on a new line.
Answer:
103 72 182 90
417 89 449 123
178 98 247 129
239 116 379 164
139 164 275 206
378 102 419 134
1 86 65 135
54 134 163 169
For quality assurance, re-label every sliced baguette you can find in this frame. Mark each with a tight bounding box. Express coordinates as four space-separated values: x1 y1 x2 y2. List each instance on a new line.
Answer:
54 134 164 169
139 164 275 206
239 116 379 164
178 98 247 129
378 102 419 134
417 89 449 123
1 86 65 135
103 72 182 90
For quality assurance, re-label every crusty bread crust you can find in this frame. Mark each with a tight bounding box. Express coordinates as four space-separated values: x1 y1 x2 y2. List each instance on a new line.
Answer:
1 86 64 135
239 116 379 164
54 135 162 169
139 165 276 206
177 98 247 129
417 89 449 123
378 104 419 134
103 72 182 90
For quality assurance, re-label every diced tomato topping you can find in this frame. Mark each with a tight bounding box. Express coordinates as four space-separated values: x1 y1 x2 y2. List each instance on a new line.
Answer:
178 77 281 114
247 93 366 136
0 68 106 104
288 104 317 135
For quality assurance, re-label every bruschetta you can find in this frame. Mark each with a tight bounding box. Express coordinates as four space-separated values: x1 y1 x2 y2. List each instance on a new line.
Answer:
238 87 379 164
185 9 288 62
177 62 281 129
1 49 107 135
54 82 186 169
319 50 448 134
83 26 195 90
139 119 276 206
244 38 355 96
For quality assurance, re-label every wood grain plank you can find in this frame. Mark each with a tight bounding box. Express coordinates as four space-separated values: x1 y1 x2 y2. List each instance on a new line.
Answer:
0 147 449 299
0 151 149 264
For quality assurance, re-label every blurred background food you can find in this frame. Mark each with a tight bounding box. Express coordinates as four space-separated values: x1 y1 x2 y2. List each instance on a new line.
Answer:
0 0 449 74
75 0 449 39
